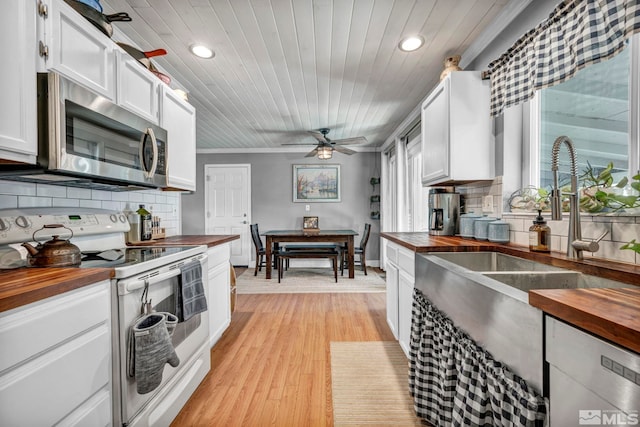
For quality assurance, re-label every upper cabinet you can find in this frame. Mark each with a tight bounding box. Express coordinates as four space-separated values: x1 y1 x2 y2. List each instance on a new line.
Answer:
116 49 160 124
161 86 196 192
38 0 116 100
0 0 38 163
421 71 493 186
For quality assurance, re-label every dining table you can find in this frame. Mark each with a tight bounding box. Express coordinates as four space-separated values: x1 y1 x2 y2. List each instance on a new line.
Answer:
262 229 358 279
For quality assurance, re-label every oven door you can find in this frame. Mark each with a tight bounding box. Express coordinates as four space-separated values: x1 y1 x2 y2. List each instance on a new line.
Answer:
114 254 209 425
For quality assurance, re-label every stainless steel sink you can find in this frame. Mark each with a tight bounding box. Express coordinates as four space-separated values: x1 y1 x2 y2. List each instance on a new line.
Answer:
483 271 631 292
415 251 633 393
430 251 562 272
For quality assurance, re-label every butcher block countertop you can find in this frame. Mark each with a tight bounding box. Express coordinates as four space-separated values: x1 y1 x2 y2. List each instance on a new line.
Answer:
129 234 240 247
0 235 239 314
382 232 640 354
0 268 113 313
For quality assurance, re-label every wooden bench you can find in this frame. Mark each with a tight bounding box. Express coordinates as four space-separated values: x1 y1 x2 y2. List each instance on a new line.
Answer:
277 249 339 283
281 244 339 269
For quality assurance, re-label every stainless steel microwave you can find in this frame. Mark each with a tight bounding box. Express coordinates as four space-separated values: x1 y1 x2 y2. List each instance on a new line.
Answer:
0 72 167 190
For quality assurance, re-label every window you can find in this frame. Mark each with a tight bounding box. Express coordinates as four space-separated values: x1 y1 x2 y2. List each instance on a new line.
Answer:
535 34 640 190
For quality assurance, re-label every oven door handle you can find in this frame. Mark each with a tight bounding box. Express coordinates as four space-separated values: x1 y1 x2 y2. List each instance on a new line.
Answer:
120 269 182 293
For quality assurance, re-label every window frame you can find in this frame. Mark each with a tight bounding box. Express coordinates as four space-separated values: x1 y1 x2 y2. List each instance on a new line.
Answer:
527 34 640 190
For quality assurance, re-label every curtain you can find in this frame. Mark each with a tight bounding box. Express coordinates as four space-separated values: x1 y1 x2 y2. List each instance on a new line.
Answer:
487 0 640 117
409 289 548 426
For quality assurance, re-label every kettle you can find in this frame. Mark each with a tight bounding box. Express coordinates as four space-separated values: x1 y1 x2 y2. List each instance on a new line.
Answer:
21 224 82 268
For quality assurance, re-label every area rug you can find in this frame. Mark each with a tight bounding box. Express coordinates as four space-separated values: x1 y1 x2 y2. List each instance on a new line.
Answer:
236 267 386 294
330 341 425 426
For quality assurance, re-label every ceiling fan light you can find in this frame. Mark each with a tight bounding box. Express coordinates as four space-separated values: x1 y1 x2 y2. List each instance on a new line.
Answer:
317 146 333 160
398 35 424 52
189 44 215 59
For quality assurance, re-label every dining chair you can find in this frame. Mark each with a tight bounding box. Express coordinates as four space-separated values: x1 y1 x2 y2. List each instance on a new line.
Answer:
250 223 268 276
341 223 371 275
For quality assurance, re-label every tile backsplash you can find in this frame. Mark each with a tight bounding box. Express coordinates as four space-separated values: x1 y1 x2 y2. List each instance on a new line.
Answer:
0 180 182 236
456 177 640 266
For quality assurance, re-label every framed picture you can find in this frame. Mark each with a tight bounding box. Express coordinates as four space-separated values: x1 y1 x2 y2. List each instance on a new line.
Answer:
293 164 341 203
303 216 319 230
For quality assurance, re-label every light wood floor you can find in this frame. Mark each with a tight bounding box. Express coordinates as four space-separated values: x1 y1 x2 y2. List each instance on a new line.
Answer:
171 283 394 426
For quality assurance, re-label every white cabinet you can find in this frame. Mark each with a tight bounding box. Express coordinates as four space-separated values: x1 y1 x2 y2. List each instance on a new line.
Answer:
39 0 117 100
207 243 232 347
0 0 38 163
0 280 112 426
161 86 197 191
384 240 415 357
386 260 399 339
116 49 160 123
421 71 492 186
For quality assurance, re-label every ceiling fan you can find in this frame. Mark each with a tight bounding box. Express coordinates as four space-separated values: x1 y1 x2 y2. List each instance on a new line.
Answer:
282 128 368 159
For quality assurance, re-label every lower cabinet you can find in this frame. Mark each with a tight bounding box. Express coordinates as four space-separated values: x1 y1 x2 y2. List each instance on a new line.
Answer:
0 280 112 426
207 243 232 347
384 240 415 357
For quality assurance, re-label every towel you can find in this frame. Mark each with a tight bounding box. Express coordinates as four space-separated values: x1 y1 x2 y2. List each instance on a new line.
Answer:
175 260 207 322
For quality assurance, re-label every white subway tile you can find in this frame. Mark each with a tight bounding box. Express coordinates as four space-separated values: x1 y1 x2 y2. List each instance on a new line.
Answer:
611 222 640 243
91 189 112 200
101 201 121 211
18 196 52 208
66 187 92 199
52 198 80 207
111 192 130 202
0 195 18 209
0 181 37 196
37 184 67 198
79 199 102 208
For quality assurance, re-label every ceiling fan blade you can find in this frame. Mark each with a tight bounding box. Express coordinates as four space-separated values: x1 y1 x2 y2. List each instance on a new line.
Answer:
331 136 368 145
308 131 328 143
333 145 356 155
305 148 319 157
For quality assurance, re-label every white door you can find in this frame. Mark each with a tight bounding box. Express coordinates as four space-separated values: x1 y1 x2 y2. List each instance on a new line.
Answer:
204 164 251 266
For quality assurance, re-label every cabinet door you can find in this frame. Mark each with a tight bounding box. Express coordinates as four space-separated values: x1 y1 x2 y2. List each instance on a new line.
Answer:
398 270 414 357
42 0 116 100
0 0 37 163
207 243 231 347
117 50 160 123
421 78 450 185
385 262 399 340
161 86 196 191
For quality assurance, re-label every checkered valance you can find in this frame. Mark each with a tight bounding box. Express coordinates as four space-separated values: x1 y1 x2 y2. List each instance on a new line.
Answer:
487 0 640 117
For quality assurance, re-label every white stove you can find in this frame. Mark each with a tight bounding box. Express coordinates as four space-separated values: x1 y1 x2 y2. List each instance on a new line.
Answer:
0 207 205 275
0 208 211 427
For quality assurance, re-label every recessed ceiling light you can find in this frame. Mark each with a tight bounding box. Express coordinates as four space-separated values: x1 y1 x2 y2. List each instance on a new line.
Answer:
398 35 425 52
189 44 215 59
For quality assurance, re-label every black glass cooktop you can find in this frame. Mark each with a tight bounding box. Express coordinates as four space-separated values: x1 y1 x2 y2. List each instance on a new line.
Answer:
79 246 199 269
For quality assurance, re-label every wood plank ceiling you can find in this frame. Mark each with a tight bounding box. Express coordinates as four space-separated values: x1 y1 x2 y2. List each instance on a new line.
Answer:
100 0 511 151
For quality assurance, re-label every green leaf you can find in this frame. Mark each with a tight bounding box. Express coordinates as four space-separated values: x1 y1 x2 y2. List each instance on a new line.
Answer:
631 182 640 192
615 176 628 188
594 190 608 202
621 239 640 254
632 174 640 180
607 194 639 207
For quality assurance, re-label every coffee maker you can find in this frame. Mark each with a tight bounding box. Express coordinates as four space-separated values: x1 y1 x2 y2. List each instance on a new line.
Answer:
428 189 460 236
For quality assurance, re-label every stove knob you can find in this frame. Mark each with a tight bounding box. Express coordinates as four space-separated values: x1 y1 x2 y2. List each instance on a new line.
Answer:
15 216 31 229
109 214 118 223
119 214 126 223
0 218 10 232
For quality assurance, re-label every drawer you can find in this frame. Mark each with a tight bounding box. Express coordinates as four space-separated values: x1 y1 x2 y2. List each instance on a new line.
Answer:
0 324 111 426
398 247 415 277
208 243 230 268
386 242 399 266
0 280 110 372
